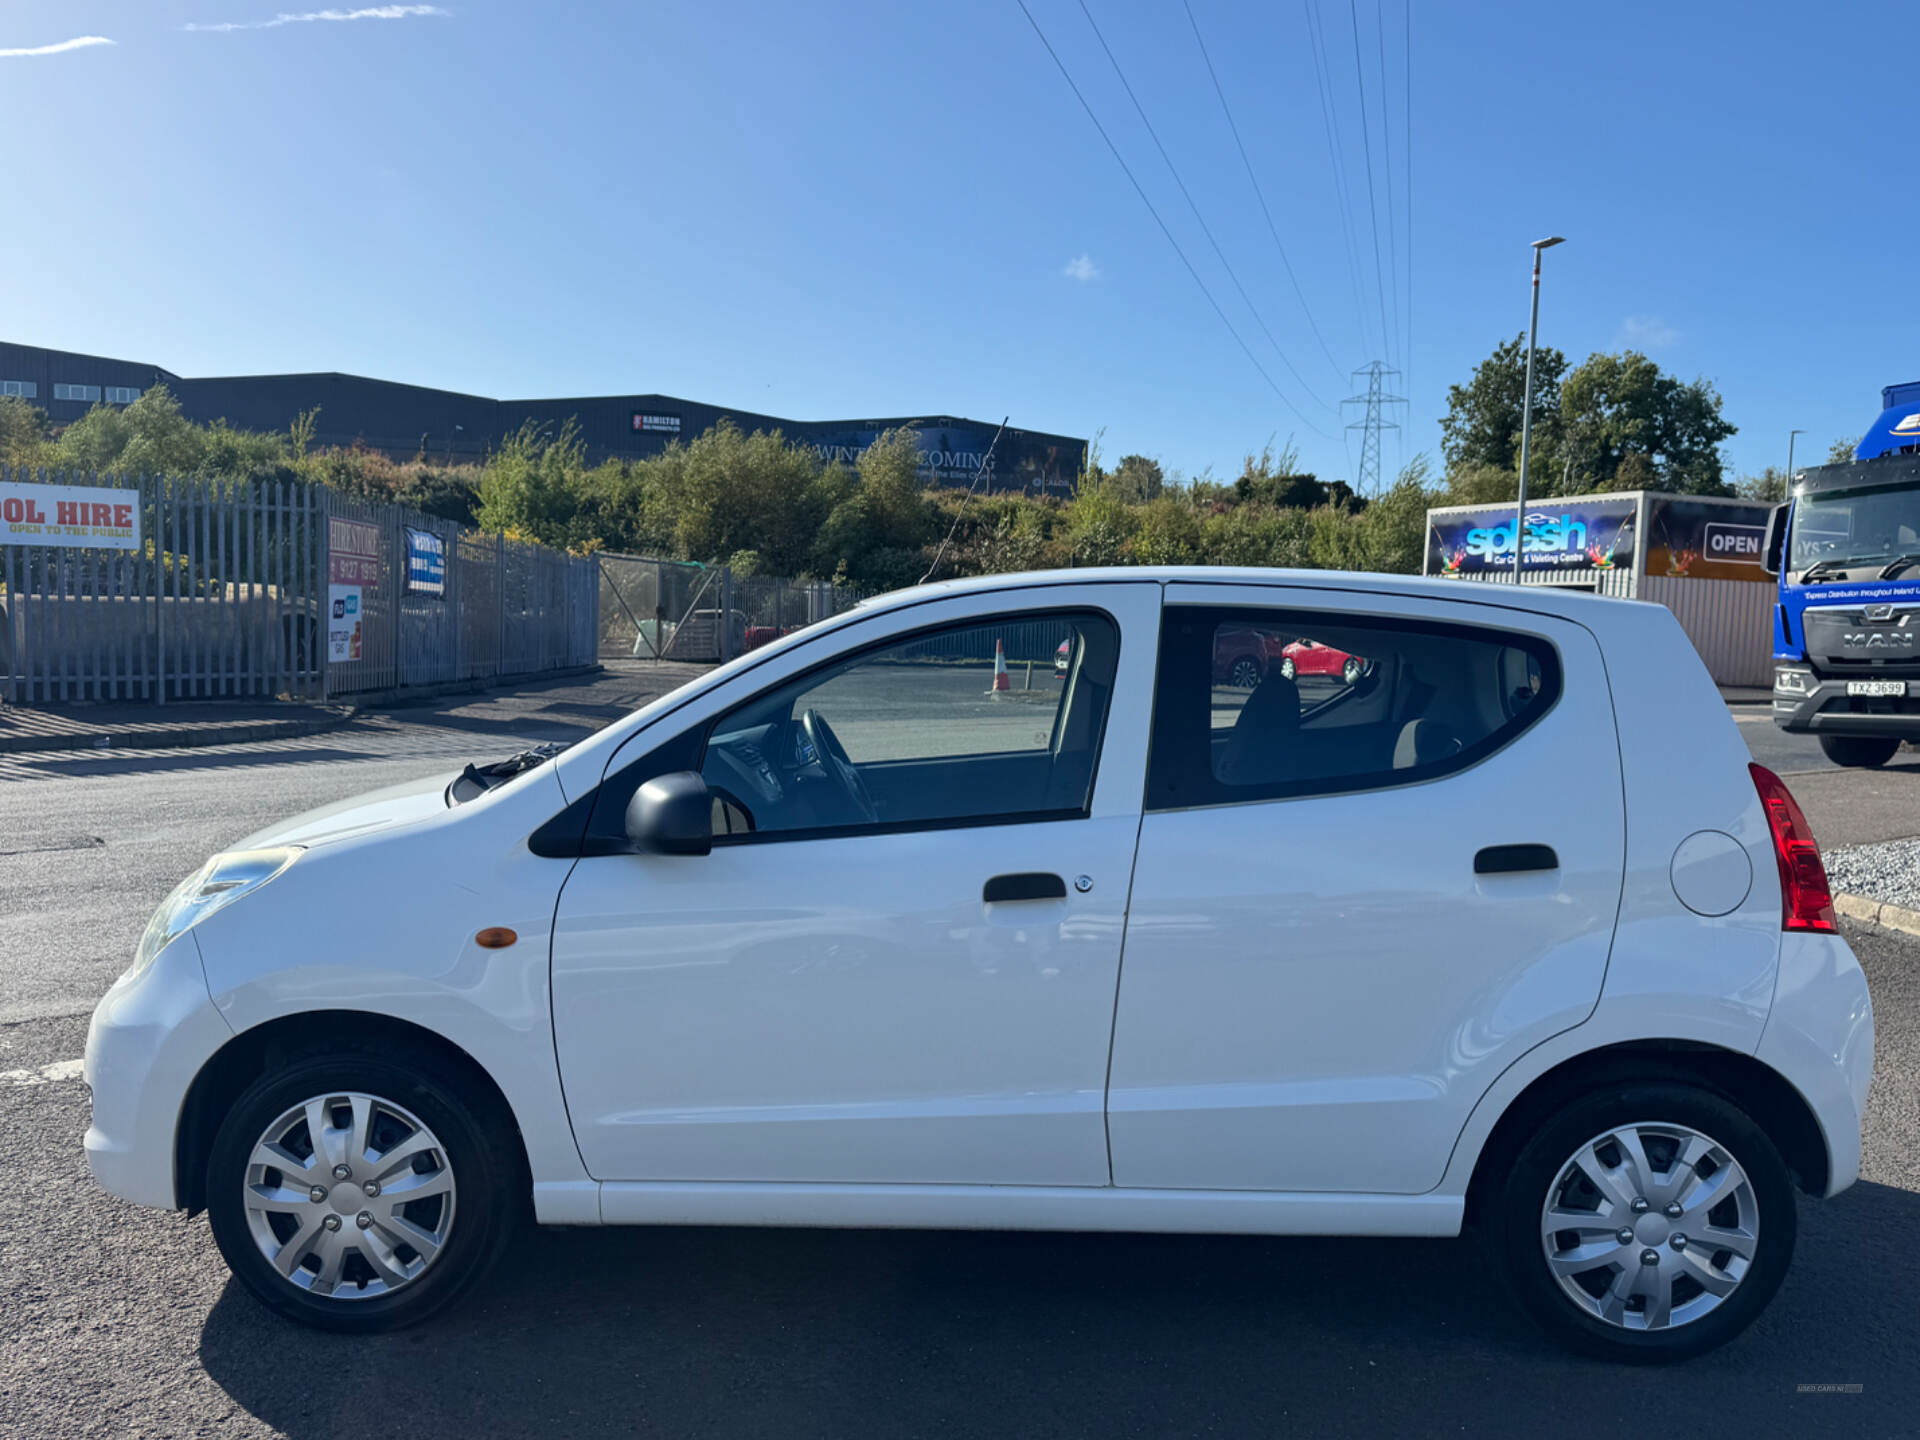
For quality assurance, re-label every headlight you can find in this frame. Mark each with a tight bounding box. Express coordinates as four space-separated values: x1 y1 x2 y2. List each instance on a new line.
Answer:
1774 667 1814 695
124 847 301 982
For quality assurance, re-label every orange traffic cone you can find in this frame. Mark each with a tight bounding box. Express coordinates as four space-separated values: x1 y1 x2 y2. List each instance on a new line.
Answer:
989 638 1011 694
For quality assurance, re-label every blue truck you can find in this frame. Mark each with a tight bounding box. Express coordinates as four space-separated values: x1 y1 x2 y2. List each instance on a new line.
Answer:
1764 381 1920 765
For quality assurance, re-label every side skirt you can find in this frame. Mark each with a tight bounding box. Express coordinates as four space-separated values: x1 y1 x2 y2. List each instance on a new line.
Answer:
536 1180 1464 1236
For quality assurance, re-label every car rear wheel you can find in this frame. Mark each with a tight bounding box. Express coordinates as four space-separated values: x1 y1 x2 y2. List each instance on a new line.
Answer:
1341 656 1361 685
1817 734 1901 768
1493 1082 1794 1362
206 1048 519 1332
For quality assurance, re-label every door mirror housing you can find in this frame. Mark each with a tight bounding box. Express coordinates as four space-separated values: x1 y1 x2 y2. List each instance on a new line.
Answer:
1762 503 1788 577
624 771 713 856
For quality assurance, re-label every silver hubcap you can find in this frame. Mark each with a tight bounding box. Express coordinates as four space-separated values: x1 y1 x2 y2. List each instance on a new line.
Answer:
1540 1121 1759 1332
243 1091 457 1300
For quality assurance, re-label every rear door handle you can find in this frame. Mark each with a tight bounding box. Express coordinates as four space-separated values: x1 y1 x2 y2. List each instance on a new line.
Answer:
1474 844 1559 875
983 872 1068 903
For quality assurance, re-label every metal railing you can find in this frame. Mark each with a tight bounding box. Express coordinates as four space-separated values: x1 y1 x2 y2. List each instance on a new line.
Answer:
596 553 863 664
1 466 598 705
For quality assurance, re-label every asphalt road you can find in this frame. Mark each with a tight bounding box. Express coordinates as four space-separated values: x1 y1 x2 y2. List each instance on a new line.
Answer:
2 665 1919 1436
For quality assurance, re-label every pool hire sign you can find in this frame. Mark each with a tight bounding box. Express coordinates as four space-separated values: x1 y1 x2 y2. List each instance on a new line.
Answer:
1 480 142 549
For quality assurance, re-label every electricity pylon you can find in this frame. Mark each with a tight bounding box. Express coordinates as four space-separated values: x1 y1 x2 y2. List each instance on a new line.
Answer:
1342 362 1406 495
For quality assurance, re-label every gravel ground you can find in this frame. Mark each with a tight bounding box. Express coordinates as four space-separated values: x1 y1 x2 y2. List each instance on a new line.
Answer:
1826 837 1920 911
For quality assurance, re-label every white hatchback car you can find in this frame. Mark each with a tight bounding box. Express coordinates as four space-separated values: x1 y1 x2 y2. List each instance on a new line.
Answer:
86 568 1873 1361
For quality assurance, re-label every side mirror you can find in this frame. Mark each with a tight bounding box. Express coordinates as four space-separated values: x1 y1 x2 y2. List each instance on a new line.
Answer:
624 771 713 856
1761 503 1788 577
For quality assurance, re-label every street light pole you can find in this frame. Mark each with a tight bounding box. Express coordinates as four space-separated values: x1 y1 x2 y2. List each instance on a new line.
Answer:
1786 429 1805 493
1514 236 1566 582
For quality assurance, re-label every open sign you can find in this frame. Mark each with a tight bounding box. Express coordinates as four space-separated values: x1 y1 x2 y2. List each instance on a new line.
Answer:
1704 522 1765 564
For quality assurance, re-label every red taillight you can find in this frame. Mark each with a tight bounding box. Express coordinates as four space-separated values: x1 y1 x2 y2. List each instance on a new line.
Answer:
1749 763 1836 933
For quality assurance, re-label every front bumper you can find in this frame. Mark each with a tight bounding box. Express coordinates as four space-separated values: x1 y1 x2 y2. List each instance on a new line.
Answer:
1772 671 1920 736
1755 930 1875 1197
83 934 233 1210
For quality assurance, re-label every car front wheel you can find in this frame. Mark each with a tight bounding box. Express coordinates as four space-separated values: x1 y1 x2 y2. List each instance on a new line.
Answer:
1278 657 1296 680
206 1047 519 1332
1493 1082 1795 1362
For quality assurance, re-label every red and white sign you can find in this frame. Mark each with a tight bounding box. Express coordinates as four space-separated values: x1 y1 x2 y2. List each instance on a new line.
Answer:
328 516 382 585
0 481 141 549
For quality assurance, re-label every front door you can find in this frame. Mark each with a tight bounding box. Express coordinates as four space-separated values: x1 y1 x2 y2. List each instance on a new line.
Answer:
551 585 1159 1186
1107 584 1626 1194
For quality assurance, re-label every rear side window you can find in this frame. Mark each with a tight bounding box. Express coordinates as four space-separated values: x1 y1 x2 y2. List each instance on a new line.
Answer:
1145 605 1560 810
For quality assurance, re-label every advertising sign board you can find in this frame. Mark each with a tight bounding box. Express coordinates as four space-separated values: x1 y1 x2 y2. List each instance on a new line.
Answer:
0 481 141 549
404 526 446 596
1427 497 1638 577
327 584 363 662
1643 496 1774 582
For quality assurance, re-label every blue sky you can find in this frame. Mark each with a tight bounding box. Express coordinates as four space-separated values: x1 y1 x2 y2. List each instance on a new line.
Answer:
1 1 1908 488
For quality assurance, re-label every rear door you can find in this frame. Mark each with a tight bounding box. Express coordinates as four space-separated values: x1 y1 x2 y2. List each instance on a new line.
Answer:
1107 583 1625 1194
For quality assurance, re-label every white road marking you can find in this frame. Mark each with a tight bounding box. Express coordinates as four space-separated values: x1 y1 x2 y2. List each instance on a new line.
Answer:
0 1058 84 1088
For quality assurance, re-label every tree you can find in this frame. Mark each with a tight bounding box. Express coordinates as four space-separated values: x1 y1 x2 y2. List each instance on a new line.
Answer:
0 396 48 469
53 384 208 476
1232 439 1331 509
1827 436 1859 464
1108 453 1165 503
1557 352 1735 495
474 420 590 548
1735 466 1790 503
1439 333 1566 485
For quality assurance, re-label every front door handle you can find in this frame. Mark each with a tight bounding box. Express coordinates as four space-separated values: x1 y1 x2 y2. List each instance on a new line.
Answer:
1474 844 1559 875
984 872 1068 903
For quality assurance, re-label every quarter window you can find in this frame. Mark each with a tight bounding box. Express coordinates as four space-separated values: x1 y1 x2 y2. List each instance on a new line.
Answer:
698 611 1119 840
1146 606 1559 809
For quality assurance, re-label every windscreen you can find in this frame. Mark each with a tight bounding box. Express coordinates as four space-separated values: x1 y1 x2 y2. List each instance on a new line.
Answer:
1790 480 1920 572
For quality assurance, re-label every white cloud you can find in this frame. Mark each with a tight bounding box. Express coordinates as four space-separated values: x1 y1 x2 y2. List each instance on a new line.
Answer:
1063 254 1100 283
184 5 451 33
0 36 114 59
1616 314 1681 350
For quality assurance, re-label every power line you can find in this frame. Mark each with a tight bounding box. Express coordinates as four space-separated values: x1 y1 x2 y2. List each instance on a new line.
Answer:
1374 0 1401 374
1180 0 1347 384
1073 0 1334 413
1346 0 1394 366
1303 0 1374 360
1404 0 1413 460
1011 0 1337 439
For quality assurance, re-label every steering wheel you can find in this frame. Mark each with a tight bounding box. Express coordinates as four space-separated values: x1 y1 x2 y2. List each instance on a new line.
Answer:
799 709 878 825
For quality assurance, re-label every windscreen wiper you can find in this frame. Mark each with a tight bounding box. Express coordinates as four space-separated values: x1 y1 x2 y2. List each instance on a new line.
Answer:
1797 558 1858 583
1878 554 1920 579
447 743 566 805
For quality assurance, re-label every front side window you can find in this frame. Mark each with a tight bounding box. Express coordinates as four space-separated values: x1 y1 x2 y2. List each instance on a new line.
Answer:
698 610 1119 840
1146 606 1558 809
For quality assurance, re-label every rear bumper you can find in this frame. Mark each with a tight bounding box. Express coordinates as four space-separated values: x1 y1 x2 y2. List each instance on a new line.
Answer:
1755 930 1874 1197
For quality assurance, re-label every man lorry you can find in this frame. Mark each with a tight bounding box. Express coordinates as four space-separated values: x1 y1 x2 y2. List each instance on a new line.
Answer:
1764 381 1920 765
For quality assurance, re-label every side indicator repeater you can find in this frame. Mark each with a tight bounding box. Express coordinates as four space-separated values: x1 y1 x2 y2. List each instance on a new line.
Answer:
475 927 519 949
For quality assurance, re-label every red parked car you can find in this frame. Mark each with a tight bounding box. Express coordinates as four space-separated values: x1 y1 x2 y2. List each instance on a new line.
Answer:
1278 637 1366 685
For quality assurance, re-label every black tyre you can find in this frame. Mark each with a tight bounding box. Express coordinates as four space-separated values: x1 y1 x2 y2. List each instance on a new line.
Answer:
206 1046 520 1332
1492 1081 1795 1363
1818 734 1901 768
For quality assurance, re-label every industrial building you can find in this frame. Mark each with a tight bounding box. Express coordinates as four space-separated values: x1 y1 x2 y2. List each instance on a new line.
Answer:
0 341 1085 494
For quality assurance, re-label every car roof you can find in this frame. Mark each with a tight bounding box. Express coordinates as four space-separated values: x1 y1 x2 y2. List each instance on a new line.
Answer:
869 566 1625 624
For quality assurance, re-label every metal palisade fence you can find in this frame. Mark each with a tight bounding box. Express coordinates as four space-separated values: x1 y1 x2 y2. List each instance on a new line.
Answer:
0 467 598 705
597 552 863 663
